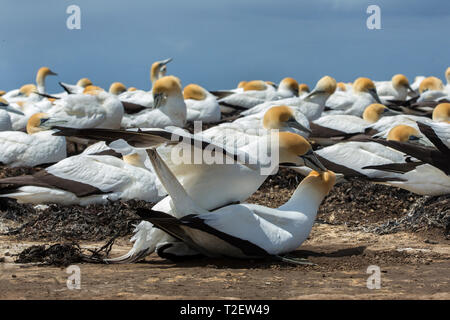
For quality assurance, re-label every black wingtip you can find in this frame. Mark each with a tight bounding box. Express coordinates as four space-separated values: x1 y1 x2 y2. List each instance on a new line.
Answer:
59 82 73 94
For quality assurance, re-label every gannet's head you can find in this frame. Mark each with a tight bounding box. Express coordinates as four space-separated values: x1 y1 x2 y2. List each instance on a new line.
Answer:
277 132 326 172
0 97 24 115
392 74 414 92
237 81 247 89
432 103 450 122
26 113 67 135
419 76 444 93
153 75 183 108
83 85 104 95
362 103 389 123
337 82 347 92
353 77 381 103
19 84 37 97
298 84 310 95
387 125 421 142
109 82 127 95
36 67 57 83
304 76 337 99
76 78 93 88
0 90 5 96
128 87 137 92
279 77 299 96
243 80 268 92
183 84 207 101
263 105 311 133
302 170 336 196
445 67 450 83
122 151 147 168
150 58 173 83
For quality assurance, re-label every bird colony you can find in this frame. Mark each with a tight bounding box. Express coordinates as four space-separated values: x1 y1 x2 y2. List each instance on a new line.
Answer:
0 60 449 265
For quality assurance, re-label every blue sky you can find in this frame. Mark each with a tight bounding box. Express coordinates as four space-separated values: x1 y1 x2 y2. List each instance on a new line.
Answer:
1 0 449 93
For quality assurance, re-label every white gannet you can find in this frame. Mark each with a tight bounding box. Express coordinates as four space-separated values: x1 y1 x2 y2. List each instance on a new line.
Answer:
217 78 300 110
199 105 311 149
46 86 124 130
131 148 336 262
417 76 447 102
121 76 186 129
376 74 415 102
325 77 382 116
310 103 394 140
0 113 67 167
241 76 337 121
119 58 173 108
8 84 55 131
109 82 128 96
297 125 450 196
183 83 221 123
0 149 166 205
0 98 25 131
58 78 93 95
298 83 310 97
52 127 327 262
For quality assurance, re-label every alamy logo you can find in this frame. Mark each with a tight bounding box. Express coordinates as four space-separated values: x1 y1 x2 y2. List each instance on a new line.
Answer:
366 5 381 30
66 5 81 30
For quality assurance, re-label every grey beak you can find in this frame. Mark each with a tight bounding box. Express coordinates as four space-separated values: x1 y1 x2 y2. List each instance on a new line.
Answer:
304 89 318 100
368 88 382 104
159 58 173 66
301 150 327 173
0 104 25 116
383 108 401 116
153 93 165 109
287 119 312 134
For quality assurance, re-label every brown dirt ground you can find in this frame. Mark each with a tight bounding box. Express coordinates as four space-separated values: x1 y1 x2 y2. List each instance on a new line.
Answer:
0 164 449 300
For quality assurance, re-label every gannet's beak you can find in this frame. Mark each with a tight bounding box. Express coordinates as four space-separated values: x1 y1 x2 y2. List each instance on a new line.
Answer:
287 119 312 134
153 93 165 109
41 117 68 129
301 150 327 173
368 88 382 103
0 104 24 116
160 58 173 66
304 89 319 99
49 71 58 76
383 108 401 116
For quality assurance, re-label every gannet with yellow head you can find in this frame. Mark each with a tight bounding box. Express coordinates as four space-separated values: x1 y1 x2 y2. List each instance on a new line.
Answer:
109 82 127 95
36 67 57 94
376 74 415 101
119 140 333 262
121 75 186 128
242 76 337 121
183 83 221 123
0 113 67 167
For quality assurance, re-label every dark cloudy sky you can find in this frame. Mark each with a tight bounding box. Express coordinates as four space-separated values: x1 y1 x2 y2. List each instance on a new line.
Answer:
1 0 449 93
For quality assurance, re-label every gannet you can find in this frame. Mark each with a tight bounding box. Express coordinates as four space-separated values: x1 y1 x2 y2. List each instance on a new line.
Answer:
46 86 124 130
325 77 382 116
310 103 394 140
298 84 310 97
183 84 221 123
0 98 25 131
199 105 311 149
119 58 173 108
241 76 337 121
217 78 300 110
0 150 166 205
109 82 128 96
58 78 93 95
131 148 335 262
121 76 186 128
52 127 327 262
376 74 415 102
417 76 447 102
0 113 67 167
296 125 450 195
